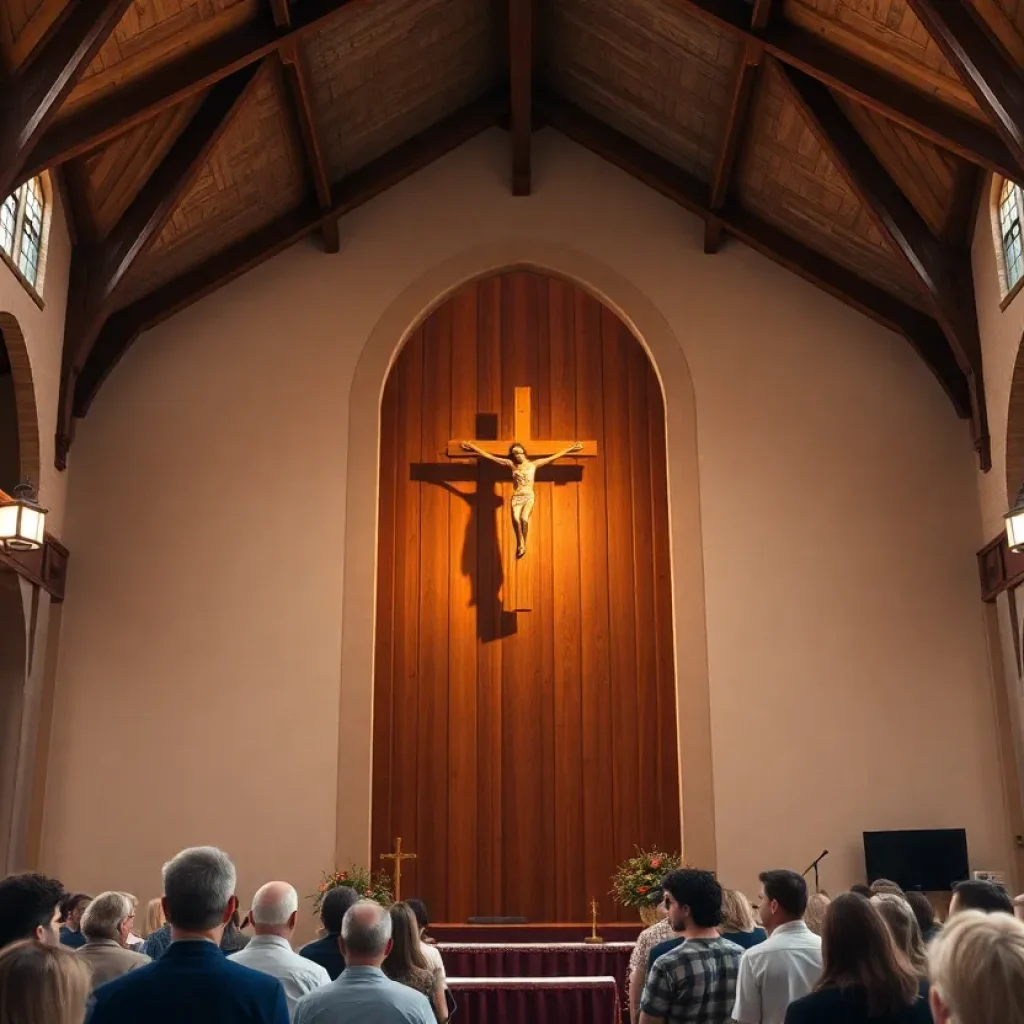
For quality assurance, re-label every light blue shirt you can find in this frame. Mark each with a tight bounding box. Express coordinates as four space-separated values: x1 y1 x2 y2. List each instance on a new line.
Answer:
293 965 434 1024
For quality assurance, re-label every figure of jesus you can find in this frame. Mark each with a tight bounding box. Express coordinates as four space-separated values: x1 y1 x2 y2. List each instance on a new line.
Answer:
461 440 583 558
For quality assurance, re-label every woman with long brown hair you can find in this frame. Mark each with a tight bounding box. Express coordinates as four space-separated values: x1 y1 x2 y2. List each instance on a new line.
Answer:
872 895 928 980
382 902 447 1022
0 940 92 1024
784 893 930 1023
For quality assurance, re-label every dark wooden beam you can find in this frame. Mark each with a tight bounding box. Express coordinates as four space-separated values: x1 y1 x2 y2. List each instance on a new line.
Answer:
661 0 1024 182
509 0 532 195
269 0 292 29
905 0 1024 174
0 0 134 199
64 89 507 429
777 63 989 466
705 39 762 253
538 91 972 419
19 0 366 184
750 0 773 31
279 42 338 252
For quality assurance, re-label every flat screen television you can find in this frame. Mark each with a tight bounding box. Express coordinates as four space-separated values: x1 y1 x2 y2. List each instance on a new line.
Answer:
863 829 969 892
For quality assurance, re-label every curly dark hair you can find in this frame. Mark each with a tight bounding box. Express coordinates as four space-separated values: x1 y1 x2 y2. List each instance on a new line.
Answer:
0 873 67 948
661 869 722 928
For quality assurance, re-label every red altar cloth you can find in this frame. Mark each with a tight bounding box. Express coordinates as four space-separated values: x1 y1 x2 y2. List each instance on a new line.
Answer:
447 975 620 1024
439 942 633 1022
432 923 642 943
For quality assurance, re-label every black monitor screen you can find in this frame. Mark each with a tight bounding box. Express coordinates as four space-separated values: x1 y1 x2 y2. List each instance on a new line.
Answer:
863 829 969 892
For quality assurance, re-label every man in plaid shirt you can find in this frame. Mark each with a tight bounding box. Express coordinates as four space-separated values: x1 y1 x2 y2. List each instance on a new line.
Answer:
640 869 743 1024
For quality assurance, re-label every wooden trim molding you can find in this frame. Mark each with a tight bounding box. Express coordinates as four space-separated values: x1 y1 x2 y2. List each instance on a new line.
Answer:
0 537 69 602
977 532 1024 602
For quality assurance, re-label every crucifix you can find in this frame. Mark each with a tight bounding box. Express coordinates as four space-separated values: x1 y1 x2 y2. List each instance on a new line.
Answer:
446 386 597 612
380 837 417 902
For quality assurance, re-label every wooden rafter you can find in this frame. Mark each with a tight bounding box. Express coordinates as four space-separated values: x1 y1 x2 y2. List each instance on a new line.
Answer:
661 0 1024 182
18 0 367 185
905 0 1024 174
750 0 773 31
62 89 508 435
0 0 134 199
279 40 339 252
777 63 989 466
537 91 972 419
509 0 533 195
705 39 762 254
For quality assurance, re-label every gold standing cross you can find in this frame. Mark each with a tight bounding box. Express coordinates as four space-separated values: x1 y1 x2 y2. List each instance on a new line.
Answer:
380 837 417 902
585 897 604 943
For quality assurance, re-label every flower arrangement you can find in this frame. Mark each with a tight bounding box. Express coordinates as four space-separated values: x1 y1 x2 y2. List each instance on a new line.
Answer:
310 866 394 913
610 848 683 909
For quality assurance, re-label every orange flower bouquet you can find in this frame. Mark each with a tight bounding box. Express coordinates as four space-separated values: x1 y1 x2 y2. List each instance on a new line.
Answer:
310 866 393 912
610 848 683 910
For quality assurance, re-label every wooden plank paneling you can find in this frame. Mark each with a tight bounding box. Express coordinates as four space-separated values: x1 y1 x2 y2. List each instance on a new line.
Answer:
372 271 678 921
0 0 72 71
969 0 1024 65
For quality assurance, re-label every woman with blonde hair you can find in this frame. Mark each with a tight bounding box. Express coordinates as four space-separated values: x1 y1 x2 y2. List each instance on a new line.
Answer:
0 940 92 1024
140 897 164 938
720 888 767 948
805 893 831 936
383 902 447 1021
928 909 1024 1024
872 894 928 980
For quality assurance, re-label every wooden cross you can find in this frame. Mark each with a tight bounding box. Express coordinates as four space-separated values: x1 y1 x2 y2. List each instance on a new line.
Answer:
447 386 597 612
380 836 417 902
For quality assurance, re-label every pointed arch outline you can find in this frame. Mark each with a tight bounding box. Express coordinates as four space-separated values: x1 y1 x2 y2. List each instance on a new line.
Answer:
0 310 41 489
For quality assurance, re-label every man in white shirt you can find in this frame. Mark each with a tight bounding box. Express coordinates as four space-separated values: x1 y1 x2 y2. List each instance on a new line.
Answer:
733 870 822 1024
230 881 330 1020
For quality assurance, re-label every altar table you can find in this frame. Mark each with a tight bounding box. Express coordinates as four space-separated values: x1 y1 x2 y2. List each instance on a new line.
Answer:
447 975 620 1024
439 942 633 1022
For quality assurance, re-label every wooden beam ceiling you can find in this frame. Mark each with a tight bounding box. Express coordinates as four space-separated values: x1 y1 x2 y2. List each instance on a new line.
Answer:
0 0 135 199
537 91 972 421
663 0 1024 183
777 63 989 466
508 0 533 195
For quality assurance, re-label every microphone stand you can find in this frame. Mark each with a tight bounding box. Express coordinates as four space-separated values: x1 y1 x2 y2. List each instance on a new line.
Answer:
802 850 829 895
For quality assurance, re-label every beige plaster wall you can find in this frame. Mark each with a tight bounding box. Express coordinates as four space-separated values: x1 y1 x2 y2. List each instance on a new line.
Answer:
0 183 72 536
44 129 1009 921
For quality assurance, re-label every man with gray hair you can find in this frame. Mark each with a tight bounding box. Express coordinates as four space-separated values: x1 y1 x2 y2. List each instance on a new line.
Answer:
293 900 434 1024
230 881 330 1019
89 846 288 1024
78 891 151 988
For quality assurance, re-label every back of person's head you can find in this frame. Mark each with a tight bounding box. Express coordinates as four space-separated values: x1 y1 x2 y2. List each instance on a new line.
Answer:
759 870 808 921
870 878 906 898
720 889 757 933
405 897 430 933
951 880 1013 915
383 903 428 977
58 894 91 925
661 869 722 928
0 873 66 948
250 882 299 934
905 891 938 936
805 893 831 936
162 846 236 932
320 886 360 936
929 909 1024 1024
850 884 873 898
818 892 918 1016
341 900 393 960
141 897 165 937
872 894 928 977
0 940 92 1024
80 892 134 943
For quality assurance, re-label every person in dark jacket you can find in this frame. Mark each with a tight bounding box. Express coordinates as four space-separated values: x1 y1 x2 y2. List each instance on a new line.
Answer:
299 886 359 980
58 893 92 949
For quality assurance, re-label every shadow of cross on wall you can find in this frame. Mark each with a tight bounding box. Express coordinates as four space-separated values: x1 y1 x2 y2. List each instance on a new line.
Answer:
410 413 583 643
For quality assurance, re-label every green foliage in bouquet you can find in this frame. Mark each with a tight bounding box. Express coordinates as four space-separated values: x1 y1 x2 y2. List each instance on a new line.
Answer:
310 865 394 913
610 848 683 908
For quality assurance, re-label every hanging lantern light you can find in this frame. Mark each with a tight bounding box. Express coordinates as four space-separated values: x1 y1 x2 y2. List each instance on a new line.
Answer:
0 480 47 552
1006 482 1024 554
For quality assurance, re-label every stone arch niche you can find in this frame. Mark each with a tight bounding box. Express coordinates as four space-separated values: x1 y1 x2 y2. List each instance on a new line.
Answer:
369 269 685 921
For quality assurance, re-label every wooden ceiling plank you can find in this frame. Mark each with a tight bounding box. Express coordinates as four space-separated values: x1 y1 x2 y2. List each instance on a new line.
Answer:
0 0 134 199
509 0 532 195
777 62 989 466
537 89 972 421
705 38 762 254
660 0 1024 182
20 0 367 182
279 41 336 252
905 0 1024 173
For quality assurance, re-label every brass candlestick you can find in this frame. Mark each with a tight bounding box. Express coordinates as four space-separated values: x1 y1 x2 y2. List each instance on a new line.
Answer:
584 898 604 944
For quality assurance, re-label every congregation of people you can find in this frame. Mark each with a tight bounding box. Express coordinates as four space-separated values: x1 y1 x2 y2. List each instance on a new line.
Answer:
1 847 1024 1024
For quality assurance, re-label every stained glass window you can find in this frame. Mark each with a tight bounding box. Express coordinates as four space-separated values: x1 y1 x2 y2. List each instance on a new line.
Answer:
0 177 46 290
1000 178 1024 292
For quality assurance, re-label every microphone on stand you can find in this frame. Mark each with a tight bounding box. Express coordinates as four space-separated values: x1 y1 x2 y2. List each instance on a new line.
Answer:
802 850 829 895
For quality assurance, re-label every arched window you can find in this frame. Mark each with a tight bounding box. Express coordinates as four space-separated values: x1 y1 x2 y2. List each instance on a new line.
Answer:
999 178 1024 294
0 176 48 293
